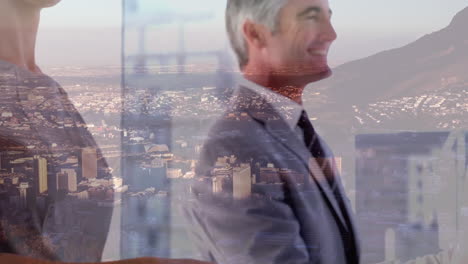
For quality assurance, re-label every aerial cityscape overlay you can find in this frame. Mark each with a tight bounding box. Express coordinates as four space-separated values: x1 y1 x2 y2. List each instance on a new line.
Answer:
0 3 466 264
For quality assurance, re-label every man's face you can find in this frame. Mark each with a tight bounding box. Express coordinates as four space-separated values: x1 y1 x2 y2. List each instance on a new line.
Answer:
20 0 62 8
263 0 337 78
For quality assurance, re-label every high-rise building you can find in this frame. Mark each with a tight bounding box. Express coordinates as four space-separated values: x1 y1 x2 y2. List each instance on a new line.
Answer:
233 164 251 199
212 175 231 194
81 147 97 180
33 155 47 194
57 172 68 191
57 170 77 192
212 176 224 194
18 182 29 209
212 162 233 194
259 163 279 183
355 132 455 263
61 169 78 192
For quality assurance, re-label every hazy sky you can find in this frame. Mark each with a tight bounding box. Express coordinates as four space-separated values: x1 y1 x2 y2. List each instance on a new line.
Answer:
37 0 468 67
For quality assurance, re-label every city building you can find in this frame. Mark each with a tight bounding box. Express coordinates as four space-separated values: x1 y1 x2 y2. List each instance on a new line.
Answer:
355 132 463 263
233 164 251 199
57 172 68 191
61 169 78 192
166 168 182 179
259 163 279 184
57 170 77 192
18 182 30 209
33 155 47 195
81 147 97 180
212 176 224 194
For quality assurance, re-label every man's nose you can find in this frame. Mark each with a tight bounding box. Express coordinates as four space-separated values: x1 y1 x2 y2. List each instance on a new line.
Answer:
320 20 337 42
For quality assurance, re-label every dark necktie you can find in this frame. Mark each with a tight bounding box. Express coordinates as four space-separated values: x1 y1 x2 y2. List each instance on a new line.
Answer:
297 110 338 188
297 111 359 263
297 111 325 158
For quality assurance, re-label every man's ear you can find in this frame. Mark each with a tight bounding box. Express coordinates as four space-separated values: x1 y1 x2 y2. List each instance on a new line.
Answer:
242 20 268 49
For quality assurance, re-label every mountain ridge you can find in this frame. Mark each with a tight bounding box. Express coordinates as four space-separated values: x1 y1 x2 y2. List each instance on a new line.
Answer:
317 6 468 106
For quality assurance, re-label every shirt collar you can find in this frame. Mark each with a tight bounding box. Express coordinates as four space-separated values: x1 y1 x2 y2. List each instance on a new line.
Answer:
236 76 304 131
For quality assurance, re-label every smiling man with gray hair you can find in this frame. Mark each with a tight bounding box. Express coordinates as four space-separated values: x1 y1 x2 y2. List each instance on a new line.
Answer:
225 0 288 69
183 0 360 263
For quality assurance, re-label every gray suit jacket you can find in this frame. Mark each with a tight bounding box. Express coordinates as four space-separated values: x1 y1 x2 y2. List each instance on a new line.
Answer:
183 86 360 264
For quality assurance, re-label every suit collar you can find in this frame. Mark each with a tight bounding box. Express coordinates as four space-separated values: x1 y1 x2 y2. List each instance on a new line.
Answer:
236 77 303 132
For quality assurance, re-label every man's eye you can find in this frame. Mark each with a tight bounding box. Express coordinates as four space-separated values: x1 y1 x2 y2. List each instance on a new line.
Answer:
306 16 318 20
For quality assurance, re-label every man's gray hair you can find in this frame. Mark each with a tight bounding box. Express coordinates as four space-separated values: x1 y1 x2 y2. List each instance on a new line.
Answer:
226 0 288 69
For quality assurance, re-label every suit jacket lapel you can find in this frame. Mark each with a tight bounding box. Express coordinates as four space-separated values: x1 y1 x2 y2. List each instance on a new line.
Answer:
234 86 348 231
334 171 361 255
319 137 360 254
